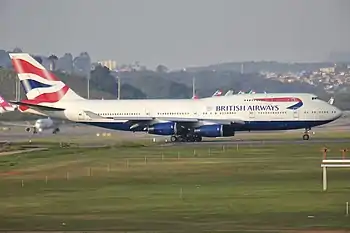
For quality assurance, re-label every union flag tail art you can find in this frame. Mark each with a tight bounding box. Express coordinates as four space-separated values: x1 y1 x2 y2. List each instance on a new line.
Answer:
0 95 16 113
9 53 85 108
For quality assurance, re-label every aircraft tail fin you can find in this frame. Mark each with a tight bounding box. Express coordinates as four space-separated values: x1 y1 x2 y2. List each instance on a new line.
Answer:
224 90 233 96
212 90 223 97
9 53 85 104
328 97 334 105
0 95 16 113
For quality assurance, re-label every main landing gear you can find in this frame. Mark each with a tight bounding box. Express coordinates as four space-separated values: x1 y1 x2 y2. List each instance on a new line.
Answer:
52 128 60 134
302 128 310 140
170 134 202 142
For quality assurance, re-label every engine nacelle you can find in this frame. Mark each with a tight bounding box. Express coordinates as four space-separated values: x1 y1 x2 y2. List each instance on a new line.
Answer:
194 124 235 137
25 127 31 132
147 122 178 136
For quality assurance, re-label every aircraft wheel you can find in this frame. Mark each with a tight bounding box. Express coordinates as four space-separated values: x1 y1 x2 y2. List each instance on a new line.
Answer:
185 135 195 142
302 134 310 140
170 135 177 142
195 135 202 142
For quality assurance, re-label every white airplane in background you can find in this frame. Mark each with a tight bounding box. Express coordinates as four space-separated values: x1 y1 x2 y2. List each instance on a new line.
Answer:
0 95 16 113
0 94 60 134
224 90 233 96
192 89 223 99
9 53 342 142
212 90 223 97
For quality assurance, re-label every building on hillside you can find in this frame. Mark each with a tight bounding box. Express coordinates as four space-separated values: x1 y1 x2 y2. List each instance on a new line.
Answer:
320 67 335 74
98 60 117 71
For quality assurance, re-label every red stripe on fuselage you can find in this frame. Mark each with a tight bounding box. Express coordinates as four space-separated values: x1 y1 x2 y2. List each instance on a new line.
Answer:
11 58 59 81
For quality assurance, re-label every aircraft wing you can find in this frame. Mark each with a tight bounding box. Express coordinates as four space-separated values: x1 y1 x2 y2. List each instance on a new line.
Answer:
158 117 245 125
203 119 245 125
157 117 198 122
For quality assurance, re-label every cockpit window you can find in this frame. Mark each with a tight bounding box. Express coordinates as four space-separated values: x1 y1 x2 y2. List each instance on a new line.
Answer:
312 96 318 100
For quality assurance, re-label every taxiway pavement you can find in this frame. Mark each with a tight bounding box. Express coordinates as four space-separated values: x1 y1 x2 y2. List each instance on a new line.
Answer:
0 117 348 145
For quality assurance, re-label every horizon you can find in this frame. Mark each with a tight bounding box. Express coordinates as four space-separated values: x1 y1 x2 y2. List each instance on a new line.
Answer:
1 0 350 69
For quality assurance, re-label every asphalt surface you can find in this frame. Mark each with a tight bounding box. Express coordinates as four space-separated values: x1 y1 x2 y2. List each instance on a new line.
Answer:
164 138 350 147
0 117 348 145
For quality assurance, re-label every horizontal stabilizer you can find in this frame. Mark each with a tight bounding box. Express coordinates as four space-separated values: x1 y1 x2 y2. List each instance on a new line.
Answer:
9 101 65 111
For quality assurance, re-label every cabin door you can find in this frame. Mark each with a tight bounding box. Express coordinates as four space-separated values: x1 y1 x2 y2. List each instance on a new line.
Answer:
293 110 299 119
249 111 255 119
78 111 89 121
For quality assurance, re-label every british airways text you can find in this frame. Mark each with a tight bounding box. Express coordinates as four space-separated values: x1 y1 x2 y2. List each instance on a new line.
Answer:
216 105 280 111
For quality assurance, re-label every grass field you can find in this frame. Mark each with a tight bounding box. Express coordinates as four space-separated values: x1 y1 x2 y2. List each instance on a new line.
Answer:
0 139 350 232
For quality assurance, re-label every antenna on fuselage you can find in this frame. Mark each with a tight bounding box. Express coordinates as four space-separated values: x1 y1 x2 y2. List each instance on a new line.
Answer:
192 76 196 98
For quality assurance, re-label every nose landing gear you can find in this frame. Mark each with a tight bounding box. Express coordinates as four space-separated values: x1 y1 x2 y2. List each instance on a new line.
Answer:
52 128 60 134
302 128 310 140
302 134 310 140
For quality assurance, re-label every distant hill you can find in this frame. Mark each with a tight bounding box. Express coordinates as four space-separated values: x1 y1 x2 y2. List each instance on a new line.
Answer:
186 61 335 73
118 70 192 99
164 70 327 97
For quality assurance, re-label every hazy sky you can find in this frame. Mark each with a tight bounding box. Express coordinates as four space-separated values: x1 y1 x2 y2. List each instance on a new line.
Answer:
1 0 349 69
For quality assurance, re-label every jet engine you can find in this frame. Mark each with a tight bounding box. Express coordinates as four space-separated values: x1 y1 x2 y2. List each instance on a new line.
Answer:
25 127 31 132
194 124 235 137
147 122 180 136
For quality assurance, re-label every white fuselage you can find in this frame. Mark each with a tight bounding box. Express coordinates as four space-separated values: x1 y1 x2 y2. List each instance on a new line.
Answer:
39 93 341 132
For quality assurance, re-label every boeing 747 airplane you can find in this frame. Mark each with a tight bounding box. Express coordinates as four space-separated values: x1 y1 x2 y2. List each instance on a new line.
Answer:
9 53 342 142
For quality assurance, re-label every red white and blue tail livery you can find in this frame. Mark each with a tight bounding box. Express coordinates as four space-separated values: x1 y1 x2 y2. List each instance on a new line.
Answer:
9 53 342 142
10 53 84 112
0 95 16 113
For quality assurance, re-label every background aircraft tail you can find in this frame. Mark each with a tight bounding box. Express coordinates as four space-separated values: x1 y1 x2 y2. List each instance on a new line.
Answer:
328 97 335 105
212 90 223 97
0 95 16 113
9 53 85 105
224 90 233 96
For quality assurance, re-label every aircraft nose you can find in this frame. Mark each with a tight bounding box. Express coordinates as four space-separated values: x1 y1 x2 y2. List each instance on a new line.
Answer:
34 122 41 129
333 106 343 119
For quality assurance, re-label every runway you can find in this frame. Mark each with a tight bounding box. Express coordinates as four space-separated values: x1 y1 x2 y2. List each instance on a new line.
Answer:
0 117 348 146
162 138 350 147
